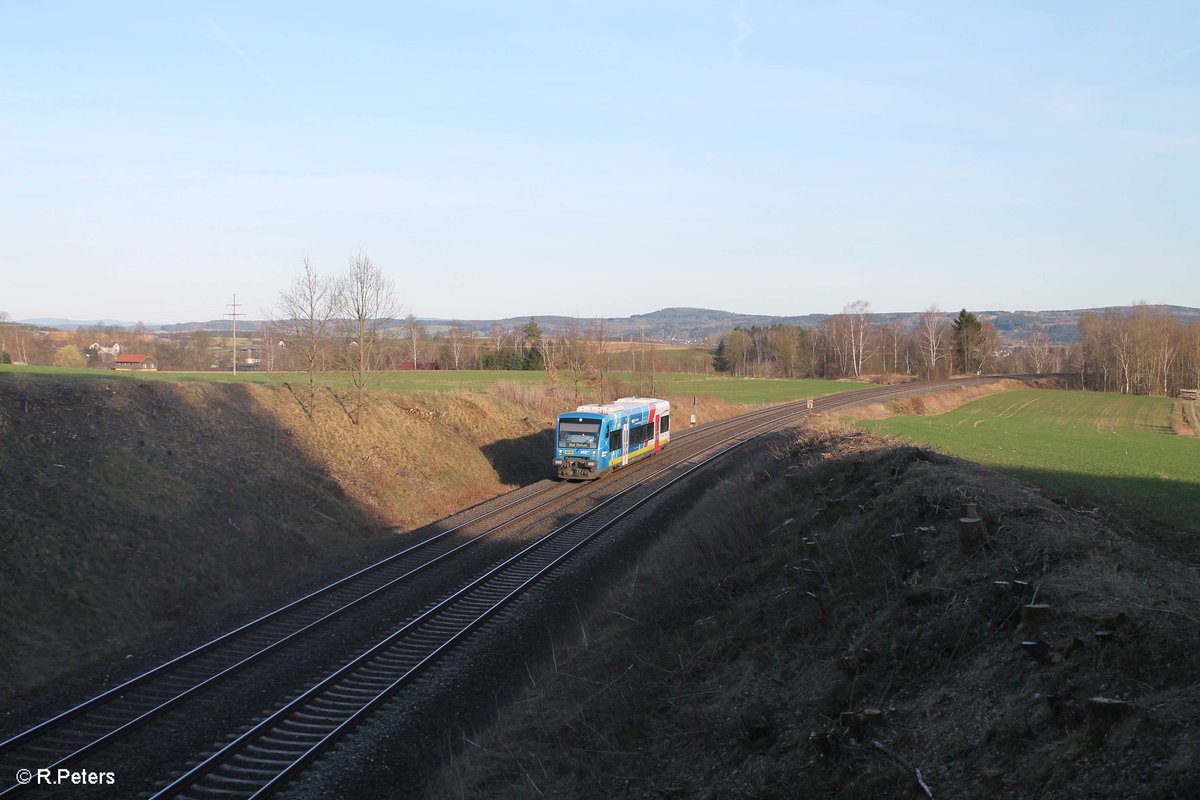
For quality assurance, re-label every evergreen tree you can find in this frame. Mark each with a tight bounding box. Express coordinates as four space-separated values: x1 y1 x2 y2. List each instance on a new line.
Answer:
522 318 545 370
952 309 984 374
711 339 731 373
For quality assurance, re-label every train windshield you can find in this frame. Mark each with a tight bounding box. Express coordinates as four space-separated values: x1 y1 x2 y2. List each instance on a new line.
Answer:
558 420 601 449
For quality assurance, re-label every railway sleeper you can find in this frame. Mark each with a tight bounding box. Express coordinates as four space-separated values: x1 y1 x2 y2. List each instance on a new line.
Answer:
244 743 303 758
221 762 280 779
233 753 295 769
319 686 374 695
257 734 311 748
198 772 268 788
351 666 404 680
180 787 250 799
278 721 336 737
292 709 344 723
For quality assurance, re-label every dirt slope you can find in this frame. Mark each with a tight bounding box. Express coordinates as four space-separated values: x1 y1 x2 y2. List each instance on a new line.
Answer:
432 424 1200 799
0 376 553 703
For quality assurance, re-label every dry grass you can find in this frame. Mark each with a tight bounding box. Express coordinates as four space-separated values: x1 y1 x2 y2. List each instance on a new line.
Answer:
0 377 559 703
849 379 1025 421
429 425 1200 799
1170 399 1199 436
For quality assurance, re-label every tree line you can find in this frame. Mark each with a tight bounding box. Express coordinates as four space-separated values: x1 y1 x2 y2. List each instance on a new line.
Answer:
710 302 1004 380
710 301 1200 397
1075 305 1200 396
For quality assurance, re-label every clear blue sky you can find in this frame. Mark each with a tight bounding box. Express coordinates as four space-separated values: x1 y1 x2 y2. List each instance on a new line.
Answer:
2 1 1197 323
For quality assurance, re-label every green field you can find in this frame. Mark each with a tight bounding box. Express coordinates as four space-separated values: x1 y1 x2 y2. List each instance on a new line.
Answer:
608 373 868 404
862 389 1200 532
0 365 865 406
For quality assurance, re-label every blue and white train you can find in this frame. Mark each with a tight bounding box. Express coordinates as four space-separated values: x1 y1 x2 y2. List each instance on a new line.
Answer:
554 397 671 480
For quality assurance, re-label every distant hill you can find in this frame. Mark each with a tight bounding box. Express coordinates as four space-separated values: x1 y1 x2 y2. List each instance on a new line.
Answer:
16 318 147 330
18 305 1200 345
430 305 1200 344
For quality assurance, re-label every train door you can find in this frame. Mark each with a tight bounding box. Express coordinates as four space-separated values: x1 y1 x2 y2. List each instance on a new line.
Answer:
621 421 630 467
651 407 659 452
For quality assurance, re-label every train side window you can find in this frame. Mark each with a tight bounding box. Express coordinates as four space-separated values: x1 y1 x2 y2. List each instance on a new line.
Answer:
609 429 622 452
660 415 670 433
633 423 650 445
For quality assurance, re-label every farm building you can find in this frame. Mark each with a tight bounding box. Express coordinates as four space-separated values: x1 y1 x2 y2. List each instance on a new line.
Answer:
114 353 158 371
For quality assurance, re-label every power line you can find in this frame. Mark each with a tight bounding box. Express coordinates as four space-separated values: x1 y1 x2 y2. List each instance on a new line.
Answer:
225 294 242 375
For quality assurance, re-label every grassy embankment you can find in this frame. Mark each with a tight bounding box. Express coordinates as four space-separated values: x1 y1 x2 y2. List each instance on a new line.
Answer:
860 389 1200 543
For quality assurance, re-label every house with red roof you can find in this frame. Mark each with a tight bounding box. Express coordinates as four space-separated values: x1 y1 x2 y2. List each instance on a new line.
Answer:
114 353 158 371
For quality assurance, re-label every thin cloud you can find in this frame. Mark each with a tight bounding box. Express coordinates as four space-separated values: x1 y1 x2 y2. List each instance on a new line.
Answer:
207 21 277 87
730 13 752 63
1051 38 1198 119
1121 40 1199 85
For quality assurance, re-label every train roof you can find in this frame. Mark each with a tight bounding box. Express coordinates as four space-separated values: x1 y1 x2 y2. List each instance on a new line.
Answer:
568 397 669 416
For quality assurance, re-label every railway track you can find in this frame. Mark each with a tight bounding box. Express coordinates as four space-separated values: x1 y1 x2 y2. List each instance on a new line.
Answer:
0 376 1007 798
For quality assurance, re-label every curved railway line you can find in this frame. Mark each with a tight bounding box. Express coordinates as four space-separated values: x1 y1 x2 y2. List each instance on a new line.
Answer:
0 376 1010 798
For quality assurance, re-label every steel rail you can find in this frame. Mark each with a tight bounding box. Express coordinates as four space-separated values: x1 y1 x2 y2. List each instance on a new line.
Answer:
0 481 584 795
152 384 819 799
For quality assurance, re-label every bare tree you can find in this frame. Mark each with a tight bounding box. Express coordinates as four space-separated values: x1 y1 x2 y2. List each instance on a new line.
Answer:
726 329 753 376
842 300 873 378
768 325 807 378
488 323 509 363
1024 330 1052 373
400 313 426 368
275 258 338 417
558 321 607 404
1187 322 1200 391
446 322 469 370
819 316 848 377
1148 307 1181 396
916 305 949 379
877 321 896 375
536 327 560 381
334 252 400 423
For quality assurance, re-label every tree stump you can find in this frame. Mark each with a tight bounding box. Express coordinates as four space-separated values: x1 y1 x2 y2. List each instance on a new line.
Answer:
958 516 987 552
1020 603 1054 635
1020 639 1054 665
1087 697 1135 745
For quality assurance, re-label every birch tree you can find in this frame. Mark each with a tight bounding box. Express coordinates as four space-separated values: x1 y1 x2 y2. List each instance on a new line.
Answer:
917 305 949 378
400 313 426 368
841 300 873 378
